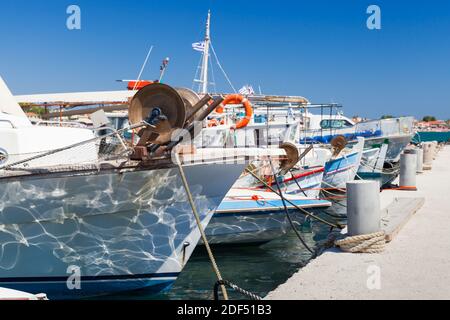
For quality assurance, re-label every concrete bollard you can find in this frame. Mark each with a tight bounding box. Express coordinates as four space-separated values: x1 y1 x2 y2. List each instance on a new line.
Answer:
422 142 434 170
399 153 417 190
416 148 424 173
347 180 381 236
432 141 438 158
409 148 423 173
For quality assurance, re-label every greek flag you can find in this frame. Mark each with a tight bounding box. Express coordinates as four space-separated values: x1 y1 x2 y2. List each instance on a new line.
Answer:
192 41 205 52
238 85 255 95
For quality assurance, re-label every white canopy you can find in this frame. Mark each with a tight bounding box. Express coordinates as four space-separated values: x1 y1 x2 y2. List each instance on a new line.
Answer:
15 90 137 105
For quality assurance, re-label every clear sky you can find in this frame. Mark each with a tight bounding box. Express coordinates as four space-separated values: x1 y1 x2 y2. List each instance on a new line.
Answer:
0 0 449 119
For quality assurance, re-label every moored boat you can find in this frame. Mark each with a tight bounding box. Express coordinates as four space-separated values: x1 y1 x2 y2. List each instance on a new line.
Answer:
0 77 263 299
322 137 365 190
206 188 330 245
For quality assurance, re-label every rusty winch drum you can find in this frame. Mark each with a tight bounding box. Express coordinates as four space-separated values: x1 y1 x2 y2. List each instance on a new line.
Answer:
128 83 201 145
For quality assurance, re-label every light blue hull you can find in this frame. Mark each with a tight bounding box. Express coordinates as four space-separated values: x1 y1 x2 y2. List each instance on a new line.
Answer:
0 162 245 299
364 135 412 163
206 198 330 244
323 151 360 189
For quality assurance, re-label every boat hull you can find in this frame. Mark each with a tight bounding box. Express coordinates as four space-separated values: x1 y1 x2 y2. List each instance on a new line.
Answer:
206 198 330 245
0 162 245 299
323 151 361 189
364 134 412 163
205 162 328 245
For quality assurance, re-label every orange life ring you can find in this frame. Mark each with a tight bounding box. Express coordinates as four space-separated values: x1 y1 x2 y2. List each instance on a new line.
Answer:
216 94 253 129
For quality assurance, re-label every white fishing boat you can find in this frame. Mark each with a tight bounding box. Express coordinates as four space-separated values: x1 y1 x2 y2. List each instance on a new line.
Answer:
322 137 365 190
297 111 414 163
196 116 332 244
206 188 330 245
0 77 271 299
357 142 393 185
354 117 414 163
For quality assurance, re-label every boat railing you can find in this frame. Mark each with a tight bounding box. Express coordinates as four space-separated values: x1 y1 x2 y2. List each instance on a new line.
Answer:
34 120 89 128
0 122 149 172
0 119 17 129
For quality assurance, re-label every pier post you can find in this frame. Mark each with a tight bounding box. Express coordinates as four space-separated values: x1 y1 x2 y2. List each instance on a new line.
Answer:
408 148 423 173
347 180 381 236
399 153 417 190
432 141 438 159
414 148 423 173
423 142 434 170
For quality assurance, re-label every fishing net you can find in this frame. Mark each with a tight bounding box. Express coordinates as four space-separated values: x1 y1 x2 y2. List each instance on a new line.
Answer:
1 127 133 173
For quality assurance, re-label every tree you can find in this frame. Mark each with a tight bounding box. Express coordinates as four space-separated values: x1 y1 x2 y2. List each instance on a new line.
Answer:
381 115 394 119
422 116 436 122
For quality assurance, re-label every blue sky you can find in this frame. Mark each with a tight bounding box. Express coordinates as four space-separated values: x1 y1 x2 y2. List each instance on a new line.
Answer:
0 0 449 119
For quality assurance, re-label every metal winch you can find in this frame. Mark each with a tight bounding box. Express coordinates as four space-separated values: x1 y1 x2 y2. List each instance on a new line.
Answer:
127 83 223 160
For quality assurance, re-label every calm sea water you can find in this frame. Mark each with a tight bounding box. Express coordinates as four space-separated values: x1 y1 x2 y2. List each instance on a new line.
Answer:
414 131 450 143
106 205 347 300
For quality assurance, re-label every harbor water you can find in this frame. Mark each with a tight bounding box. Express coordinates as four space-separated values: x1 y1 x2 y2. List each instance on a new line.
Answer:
413 131 450 143
105 206 346 300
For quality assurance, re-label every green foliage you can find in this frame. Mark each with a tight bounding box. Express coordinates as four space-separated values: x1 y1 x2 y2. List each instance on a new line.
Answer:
422 116 437 122
380 115 394 119
20 105 46 116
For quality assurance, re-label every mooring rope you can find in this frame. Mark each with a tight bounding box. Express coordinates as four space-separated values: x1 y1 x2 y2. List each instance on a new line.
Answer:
320 189 347 210
213 280 263 301
320 179 347 193
268 158 316 256
335 231 386 253
174 153 229 300
244 168 344 229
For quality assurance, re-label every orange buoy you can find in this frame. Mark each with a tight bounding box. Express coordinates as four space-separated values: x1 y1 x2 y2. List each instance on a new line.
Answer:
127 80 154 90
216 94 253 129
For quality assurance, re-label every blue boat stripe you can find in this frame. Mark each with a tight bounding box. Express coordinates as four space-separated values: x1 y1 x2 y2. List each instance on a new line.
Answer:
0 272 179 283
324 164 355 175
216 199 331 214
325 152 359 174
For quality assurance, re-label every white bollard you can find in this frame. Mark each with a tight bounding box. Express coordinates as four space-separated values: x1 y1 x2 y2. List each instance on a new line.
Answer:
408 148 423 173
399 153 417 190
347 180 381 236
432 141 438 159
416 148 424 173
422 142 433 169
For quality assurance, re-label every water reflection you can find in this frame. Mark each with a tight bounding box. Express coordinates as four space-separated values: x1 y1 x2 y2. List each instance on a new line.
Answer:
105 205 347 300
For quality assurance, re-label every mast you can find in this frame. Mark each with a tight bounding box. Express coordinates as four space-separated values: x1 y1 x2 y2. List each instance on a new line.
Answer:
200 10 211 94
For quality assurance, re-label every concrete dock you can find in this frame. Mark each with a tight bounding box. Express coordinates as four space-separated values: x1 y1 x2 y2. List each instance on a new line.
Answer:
266 145 450 300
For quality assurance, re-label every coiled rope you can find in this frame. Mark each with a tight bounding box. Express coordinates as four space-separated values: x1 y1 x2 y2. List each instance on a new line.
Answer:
214 280 262 301
335 231 386 253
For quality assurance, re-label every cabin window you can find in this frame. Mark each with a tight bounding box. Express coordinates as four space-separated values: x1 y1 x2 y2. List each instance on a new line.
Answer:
320 119 353 129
